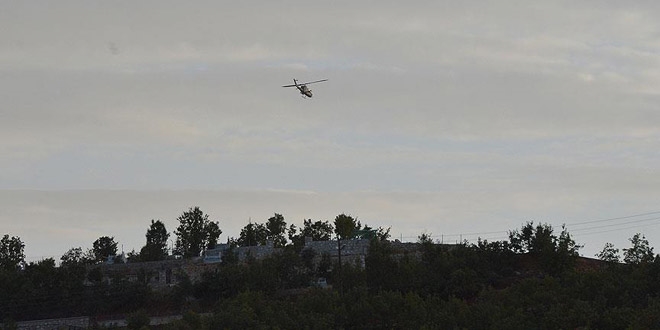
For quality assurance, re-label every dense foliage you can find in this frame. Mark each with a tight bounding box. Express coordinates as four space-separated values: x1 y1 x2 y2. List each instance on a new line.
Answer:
140 220 170 262
0 257 174 322
4 216 660 329
0 234 25 271
174 207 222 257
193 233 660 330
288 219 334 249
92 236 118 263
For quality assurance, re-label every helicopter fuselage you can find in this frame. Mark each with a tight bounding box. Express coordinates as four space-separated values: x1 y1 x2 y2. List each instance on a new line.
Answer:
283 78 327 98
296 84 313 98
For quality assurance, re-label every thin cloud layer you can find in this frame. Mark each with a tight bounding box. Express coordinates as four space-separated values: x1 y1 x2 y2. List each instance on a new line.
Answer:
1 1 659 259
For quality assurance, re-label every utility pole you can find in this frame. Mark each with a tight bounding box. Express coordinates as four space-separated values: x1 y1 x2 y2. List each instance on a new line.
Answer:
337 235 344 297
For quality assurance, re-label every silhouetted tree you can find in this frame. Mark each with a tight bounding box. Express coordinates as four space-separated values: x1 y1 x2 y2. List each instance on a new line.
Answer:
334 214 358 240
355 224 391 241
596 242 620 263
265 213 287 247
237 222 268 247
418 232 434 244
374 226 392 241
92 236 118 263
174 207 222 257
58 247 92 298
508 222 580 256
60 247 94 266
206 220 222 250
140 219 170 261
289 219 334 248
508 222 580 274
623 233 654 264
0 234 24 271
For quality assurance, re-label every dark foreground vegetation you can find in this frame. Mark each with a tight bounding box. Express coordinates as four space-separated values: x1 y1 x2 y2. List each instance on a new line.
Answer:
2 209 660 329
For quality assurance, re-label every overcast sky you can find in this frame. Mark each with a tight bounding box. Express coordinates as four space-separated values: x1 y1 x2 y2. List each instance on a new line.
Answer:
2 1 659 261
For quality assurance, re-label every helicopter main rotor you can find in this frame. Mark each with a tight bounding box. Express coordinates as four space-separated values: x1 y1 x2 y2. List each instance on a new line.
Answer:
282 78 328 98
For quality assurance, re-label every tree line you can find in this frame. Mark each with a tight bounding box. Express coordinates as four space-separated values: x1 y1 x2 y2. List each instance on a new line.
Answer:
2 209 659 328
0 206 379 271
176 223 660 329
0 206 648 270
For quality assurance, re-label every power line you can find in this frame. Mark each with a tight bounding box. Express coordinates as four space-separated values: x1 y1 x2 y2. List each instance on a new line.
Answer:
567 211 660 226
568 216 660 233
395 210 660 244
570 220 660 237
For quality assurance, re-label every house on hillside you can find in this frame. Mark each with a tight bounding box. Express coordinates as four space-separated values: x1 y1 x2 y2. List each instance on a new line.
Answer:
302 237 371 268
203 238 373 267
84 239 430 290
204 240 280 264
86 259 192 288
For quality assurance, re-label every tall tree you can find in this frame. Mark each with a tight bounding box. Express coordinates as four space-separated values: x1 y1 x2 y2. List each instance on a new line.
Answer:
237 222 268 247
206 220 222 250
508 222 581 256
304 219 334 241
92 236 118 263
354 224 392 241
0 234 25 271
289 219 334 246
334 214 358 240
266 213 287 247
60 247 94 266
596 242 620 263
174 207 222 257
140 220 170 261
418 232 434 244
507 222 580 274
623 233 654 264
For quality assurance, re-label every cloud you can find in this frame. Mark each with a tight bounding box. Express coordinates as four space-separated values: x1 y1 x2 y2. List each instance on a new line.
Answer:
2 1 660 258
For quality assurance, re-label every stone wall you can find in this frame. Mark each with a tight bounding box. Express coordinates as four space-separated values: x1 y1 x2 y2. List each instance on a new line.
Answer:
16 316 89 330
304 239 371 267
90 240 435 291
91 259 187 288
15 314 202 329
235 245 280 261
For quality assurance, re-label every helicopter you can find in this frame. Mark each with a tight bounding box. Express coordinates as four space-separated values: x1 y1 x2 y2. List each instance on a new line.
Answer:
282 78 328 98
